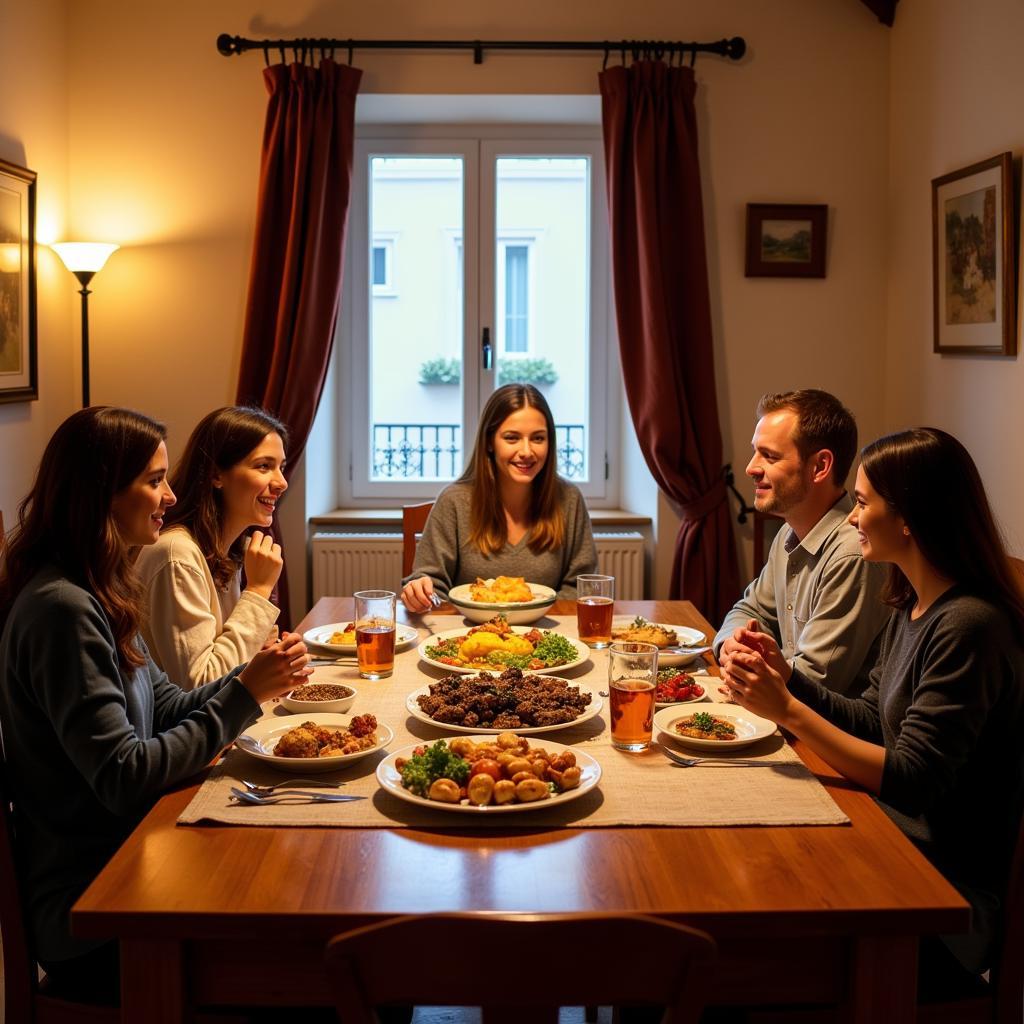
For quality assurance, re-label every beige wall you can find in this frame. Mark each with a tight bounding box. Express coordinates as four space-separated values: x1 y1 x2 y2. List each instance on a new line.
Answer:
2 0 893 615
0 0 73 522
886 0 1024 554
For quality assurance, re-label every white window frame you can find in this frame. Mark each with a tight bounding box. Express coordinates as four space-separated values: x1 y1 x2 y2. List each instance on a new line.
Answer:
337 125 617 506
370 233 398 296
496 234 537 357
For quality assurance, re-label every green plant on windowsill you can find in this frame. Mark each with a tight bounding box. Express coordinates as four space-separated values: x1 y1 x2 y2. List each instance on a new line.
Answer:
497 357 559 388
418 357 461 385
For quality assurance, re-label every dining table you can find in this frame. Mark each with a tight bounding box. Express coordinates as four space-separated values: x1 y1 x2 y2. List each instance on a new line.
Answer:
71 599 969 1023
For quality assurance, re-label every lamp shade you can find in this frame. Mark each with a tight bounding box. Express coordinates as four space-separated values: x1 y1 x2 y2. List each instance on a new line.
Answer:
51 242 119 274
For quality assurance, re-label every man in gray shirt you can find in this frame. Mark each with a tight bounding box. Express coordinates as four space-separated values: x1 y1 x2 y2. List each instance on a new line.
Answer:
714 390 889 695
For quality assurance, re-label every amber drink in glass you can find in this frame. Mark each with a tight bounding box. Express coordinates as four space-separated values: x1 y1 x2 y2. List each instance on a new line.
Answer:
354 590 396 679
576 574 615 648
608 641 658 752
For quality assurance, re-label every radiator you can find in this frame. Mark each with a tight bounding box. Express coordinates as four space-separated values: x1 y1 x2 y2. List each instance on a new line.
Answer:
311 530 645 601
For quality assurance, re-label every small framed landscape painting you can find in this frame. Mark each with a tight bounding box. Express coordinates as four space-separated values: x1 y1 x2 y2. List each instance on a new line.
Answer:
932 152 1015 355
0 157 38 403
745 203 827 278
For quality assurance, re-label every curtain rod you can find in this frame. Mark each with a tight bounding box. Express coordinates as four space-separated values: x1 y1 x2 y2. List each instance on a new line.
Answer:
216 33 746 66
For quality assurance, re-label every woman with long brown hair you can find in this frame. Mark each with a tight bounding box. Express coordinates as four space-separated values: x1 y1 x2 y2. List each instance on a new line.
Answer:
0 407 309 1001
136 406 288 687
721 427 1024 980
401 384 597 612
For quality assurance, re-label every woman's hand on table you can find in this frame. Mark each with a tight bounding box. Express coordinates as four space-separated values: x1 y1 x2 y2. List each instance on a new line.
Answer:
239 631 311 703
401 575 436 613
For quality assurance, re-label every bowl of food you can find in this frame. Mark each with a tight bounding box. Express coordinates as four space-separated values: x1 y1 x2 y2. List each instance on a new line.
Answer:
447 577 557 624
281 669 357 714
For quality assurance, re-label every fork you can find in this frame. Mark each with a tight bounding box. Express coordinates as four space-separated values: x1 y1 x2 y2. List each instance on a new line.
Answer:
229 787 365 804
240 778 341 795
662 748 794 768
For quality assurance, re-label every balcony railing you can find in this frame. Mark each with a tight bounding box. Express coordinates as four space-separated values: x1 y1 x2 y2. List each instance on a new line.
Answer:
372 423 585 480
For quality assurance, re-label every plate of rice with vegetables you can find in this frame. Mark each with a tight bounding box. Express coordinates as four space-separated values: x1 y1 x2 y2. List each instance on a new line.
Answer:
417 615 589 675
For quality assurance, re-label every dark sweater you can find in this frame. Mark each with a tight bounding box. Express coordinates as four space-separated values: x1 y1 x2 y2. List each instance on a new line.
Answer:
0 566 261 961
788 588 1024 968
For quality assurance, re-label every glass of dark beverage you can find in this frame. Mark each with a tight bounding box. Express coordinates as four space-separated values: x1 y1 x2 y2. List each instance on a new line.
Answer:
608 641 658 752
353 590 396 680
576 574 615 648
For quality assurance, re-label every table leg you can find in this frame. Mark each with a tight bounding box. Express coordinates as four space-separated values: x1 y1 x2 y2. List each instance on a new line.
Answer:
846 934 918 1023
120 938 185 1023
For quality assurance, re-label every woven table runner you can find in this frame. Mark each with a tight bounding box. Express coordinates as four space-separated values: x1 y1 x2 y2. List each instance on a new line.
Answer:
178 615 849 829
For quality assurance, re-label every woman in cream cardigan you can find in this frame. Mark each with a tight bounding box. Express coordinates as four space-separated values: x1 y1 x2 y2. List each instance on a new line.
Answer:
136 406 289 688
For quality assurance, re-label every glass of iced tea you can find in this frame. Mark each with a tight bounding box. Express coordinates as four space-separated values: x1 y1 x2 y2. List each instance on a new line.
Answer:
353 590 396 680
608 641 658 752
576 573 615 648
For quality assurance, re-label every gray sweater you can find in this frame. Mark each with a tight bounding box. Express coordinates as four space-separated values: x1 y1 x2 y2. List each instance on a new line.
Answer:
788 588 1024 970
0 566 261 961
403 481 597 600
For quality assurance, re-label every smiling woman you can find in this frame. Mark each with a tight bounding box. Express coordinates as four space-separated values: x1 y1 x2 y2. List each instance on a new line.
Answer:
136 406 290 688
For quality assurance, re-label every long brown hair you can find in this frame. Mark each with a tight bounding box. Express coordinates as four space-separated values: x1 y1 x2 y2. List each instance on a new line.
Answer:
458 384 564 555
860 427 1024 631
161 406 288 590
0 407 167 670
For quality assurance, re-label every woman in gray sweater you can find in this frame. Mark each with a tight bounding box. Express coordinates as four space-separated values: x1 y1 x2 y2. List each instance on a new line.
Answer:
401 384 597 611
721 428 1024 979
0 407 310 1002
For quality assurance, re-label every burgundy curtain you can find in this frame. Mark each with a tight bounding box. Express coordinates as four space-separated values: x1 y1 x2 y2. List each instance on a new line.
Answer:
600 61 740 623
236 58 362 623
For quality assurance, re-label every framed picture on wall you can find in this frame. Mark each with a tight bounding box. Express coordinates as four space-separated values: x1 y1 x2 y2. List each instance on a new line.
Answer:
932 152 1015 355
744 203 827 278
0 157 38 402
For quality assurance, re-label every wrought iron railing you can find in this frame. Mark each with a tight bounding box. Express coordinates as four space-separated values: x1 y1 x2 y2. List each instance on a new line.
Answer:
372 423 585 480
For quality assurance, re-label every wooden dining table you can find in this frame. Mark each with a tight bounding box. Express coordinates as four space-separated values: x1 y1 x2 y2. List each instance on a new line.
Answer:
72 599 969 1022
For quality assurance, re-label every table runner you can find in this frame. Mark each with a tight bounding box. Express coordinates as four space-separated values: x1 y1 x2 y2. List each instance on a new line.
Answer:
178 615 849 829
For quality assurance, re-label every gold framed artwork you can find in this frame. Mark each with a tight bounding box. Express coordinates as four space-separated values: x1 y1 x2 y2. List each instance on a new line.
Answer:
931 152 1015 355
0 157 38 402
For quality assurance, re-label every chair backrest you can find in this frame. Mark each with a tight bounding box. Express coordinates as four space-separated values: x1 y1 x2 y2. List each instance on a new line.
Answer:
325 912 717 1024
992 813 1024 1023
1009 555 1024 586
401 502 433 578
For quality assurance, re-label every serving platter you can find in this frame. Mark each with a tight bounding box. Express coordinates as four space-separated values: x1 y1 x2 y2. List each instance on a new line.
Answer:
417 626 589 676
405 678 603 735
376 737 601 814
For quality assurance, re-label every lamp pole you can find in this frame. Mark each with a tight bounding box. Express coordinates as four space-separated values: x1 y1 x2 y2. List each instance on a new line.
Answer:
50 243 119 409
73 271 95 407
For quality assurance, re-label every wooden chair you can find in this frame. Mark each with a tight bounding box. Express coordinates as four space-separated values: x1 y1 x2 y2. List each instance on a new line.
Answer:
0 761 117 1023
325 912 717 1024
401 501 433 577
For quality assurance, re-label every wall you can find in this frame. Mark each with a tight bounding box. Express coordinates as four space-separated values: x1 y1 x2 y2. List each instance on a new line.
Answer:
0 0 73 522
886 0 1024 554
2 0 892 617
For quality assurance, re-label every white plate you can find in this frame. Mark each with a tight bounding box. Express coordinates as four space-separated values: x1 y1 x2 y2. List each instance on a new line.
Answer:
654 704 777 751
239 712 394 773
302 622 419 656
376 737 601 814
611 619 707 667
448 581 556 608
405 676 604 735
654 671 713 708
417 626 589 675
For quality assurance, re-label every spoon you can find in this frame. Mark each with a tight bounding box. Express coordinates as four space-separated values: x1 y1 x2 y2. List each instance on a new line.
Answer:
234 734 265 755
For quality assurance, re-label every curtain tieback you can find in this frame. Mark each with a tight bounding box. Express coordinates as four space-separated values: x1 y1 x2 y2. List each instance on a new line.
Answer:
678 477 728 521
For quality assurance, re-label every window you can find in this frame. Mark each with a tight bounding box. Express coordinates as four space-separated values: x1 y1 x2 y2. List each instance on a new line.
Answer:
337 128 614 503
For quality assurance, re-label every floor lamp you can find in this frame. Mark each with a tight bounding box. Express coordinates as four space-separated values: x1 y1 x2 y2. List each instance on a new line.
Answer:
51 242 119 407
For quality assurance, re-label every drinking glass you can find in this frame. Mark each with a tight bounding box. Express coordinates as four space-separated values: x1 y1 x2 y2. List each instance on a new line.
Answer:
353 590 396 680
576 574 615 648
608 641 658 752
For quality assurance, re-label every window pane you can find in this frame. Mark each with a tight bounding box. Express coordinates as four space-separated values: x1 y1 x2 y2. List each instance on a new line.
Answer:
371 245 387 286
369 157 464 481
494 157 590 481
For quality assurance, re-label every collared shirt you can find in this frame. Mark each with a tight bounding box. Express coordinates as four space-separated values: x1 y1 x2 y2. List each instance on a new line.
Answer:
714 493 890 695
